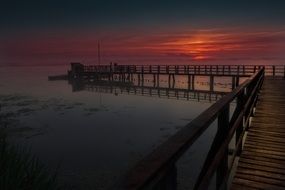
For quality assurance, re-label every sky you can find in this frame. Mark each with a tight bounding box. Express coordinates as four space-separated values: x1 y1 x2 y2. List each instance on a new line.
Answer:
1 0 285 65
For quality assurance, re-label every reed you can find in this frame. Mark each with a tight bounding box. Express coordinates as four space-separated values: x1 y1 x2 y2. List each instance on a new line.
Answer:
0 129 60 190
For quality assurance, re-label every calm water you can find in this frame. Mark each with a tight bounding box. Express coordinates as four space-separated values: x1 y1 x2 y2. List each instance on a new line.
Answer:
0 65 239 189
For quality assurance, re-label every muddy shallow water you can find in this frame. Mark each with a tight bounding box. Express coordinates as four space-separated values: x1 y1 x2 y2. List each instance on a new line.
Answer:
0 65 238 189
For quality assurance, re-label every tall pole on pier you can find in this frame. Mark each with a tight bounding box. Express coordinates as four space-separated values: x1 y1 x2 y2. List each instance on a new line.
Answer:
98 41 101 66
97 40 102 106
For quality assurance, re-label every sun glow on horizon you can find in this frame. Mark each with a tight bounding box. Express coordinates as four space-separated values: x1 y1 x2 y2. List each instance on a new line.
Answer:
1 28 285 65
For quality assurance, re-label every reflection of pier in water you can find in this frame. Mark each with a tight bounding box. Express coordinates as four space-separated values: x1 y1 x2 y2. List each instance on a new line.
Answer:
69 79 229 102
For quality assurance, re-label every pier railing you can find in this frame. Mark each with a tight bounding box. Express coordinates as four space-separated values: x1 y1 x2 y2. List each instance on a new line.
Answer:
121 67 265 190
81 64 284 77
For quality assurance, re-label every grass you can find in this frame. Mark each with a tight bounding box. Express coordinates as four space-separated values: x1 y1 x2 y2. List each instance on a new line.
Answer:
0 129 60 190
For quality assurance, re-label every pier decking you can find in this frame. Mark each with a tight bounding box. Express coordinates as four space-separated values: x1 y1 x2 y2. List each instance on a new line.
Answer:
231 77 285 190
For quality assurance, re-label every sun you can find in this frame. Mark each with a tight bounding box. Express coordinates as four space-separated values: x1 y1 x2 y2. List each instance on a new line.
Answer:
192 55 212 60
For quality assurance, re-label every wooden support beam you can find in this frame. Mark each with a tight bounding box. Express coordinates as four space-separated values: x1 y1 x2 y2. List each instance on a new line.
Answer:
217 105 230 190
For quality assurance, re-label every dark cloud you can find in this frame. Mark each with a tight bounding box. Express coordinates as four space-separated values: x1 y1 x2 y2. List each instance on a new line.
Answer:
1 0 285 32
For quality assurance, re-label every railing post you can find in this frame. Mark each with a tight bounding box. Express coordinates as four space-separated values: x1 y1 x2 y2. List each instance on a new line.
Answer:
153 165 177 190
210 76 214 91
236 76 240 87
237 65 240 76
284 65 285 79
236 91 245 156
273 65 275 77
216 104 229 190
188 74 191 90
231 76 236 90
142 66 144 82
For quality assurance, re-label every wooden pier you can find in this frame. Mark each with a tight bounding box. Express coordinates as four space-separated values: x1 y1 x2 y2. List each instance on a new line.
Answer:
231 77 285 190
113 65 285 190
68 63 285 80
55 63 285 189
68 63 251 92
67 63 285 95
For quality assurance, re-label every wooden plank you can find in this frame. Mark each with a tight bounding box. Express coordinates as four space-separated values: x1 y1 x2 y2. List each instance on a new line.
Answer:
248 129 285 138
245 141 285 151
256 101 285 105
249 125 285 130
251 118 285 123
254 110 285 114
247 133 285 141
231 78 285 190
253 113 285 118
235 173 285 188
244 143 285 153
246 127 285 138
243 149 285 160
251 119 285 124
248 124 285 131
241 152 285 165
231 183 258 190
233 177 285 190
239 157 285 170
246 134 285 144
255 107 285 112
236 170 285 186
238 162 285 175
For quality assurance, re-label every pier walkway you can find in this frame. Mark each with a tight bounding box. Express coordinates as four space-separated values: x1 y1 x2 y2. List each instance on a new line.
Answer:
231 77 285 190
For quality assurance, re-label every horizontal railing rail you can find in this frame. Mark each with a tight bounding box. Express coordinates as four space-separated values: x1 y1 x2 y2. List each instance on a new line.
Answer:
120 68 265 190
80 64 284 77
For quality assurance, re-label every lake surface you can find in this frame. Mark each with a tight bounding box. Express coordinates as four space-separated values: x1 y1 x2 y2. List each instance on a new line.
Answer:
0 65 240 189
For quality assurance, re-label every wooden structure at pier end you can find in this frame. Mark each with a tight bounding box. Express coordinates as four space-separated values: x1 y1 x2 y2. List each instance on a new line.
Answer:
67 63 285 190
